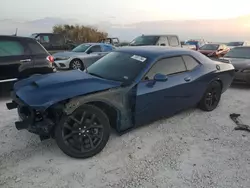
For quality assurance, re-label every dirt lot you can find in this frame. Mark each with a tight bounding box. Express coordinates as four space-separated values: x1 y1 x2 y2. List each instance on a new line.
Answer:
0 84 250 188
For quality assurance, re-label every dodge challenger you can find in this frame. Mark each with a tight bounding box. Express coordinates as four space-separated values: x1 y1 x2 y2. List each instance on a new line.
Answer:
6 46 235 158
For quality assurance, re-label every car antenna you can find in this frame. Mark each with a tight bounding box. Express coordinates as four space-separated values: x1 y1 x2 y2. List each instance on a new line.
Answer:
12 28 18 36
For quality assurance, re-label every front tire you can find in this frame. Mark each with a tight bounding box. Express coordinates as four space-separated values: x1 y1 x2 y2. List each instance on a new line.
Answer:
198 81 222 111
55 104 110 158
69 59 84 70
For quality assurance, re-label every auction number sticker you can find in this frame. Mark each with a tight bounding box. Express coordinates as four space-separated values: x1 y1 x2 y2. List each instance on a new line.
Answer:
131 55 147 62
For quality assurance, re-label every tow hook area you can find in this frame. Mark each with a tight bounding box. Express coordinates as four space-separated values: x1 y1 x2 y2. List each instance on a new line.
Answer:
6 101 18 110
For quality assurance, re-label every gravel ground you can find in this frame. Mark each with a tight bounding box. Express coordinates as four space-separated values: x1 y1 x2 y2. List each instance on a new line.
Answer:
0 84 250 188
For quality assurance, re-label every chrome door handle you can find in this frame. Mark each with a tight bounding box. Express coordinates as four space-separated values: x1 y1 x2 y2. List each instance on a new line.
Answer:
20 59 31 62
184 77 191 82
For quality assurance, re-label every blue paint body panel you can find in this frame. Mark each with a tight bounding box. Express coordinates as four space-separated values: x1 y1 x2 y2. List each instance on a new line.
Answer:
10 46 235 133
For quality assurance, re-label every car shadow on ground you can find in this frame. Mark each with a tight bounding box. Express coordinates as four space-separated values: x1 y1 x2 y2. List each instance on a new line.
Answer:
0 82 13 101
230 82 250 90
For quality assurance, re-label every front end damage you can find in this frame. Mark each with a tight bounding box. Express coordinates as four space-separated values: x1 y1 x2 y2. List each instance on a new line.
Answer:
6 92 61 140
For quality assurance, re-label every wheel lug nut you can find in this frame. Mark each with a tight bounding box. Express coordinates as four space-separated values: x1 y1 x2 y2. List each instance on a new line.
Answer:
83 135 86 137
84 126 86 128
79 133 81 135
86 130 89 133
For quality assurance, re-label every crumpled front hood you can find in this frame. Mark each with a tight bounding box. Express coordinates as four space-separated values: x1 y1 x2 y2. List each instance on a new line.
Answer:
13 70 121 110
222 57 250 70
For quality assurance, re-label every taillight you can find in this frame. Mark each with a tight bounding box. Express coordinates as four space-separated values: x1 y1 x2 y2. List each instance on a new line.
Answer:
46 55 54 63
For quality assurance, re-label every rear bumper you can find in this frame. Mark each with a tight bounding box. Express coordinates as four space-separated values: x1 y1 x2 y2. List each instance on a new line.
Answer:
6 92 55 139
54 59 71 69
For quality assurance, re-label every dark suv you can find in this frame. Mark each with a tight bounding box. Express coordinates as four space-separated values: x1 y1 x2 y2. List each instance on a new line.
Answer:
0 35 56 83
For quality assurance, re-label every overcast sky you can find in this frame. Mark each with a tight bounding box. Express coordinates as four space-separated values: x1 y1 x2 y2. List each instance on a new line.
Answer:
1 0 249 23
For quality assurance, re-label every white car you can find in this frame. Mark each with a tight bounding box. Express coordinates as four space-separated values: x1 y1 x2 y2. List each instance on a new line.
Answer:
53 43 115 70
227 41 250 49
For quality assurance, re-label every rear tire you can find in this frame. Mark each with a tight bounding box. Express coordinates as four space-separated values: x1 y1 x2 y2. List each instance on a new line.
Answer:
55 104 110 158
198 81 222 111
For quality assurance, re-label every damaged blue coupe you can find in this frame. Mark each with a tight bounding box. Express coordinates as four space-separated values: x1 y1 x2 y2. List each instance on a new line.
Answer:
6 46 235 158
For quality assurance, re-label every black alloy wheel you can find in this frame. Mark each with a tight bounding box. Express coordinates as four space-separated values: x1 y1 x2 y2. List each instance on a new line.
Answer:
199 81 222 111
55 104 110 158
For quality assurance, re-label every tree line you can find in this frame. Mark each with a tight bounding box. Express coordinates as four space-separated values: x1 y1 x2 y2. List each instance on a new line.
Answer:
52 24 108 43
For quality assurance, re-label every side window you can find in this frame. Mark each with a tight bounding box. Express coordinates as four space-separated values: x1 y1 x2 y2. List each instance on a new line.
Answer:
27 39 47 55
102 45 113 52
0 40 25 57
182 55 200 71
145 56 186 80
167 36 179 47
89 45 102 53
157 36 169 46
40 35 50 43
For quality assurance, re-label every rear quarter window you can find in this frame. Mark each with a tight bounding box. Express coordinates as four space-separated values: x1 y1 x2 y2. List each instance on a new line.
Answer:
0 40 25 57
182 55 200 70
102 45 114 52
26 39 48 55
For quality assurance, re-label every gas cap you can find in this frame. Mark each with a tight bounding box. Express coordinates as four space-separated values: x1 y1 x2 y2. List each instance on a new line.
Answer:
216 65 220 70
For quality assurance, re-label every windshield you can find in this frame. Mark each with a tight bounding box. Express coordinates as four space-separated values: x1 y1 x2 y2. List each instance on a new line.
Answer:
130 36 159 46
72 44 91 52
224 47 250 59
227 42 243 46
87 51 148 83
199 44 219 50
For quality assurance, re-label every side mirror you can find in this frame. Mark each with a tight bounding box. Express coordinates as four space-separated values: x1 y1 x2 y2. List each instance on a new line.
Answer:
154 73 168 82
160 43 166 46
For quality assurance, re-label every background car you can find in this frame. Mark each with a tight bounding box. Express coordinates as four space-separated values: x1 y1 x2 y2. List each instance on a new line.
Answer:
7 46 234 159
198 43 230 58
222 46 250 84
227 41 250 49
0 35 56 84
184 39 207 50
52 43 115 70
129 34 181 47
30 33 77 53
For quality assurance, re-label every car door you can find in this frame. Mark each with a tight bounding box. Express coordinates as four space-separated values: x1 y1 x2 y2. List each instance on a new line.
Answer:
134 56 193 126
84 45 105 67
181 55 204 104
0 37 33 81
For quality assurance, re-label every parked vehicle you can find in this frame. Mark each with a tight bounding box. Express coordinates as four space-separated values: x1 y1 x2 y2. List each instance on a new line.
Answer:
227 41 250 49
0 35 56 83
52 43 115 70
130 34 181 47
30 33 77 53
184 39 207 50
99 38 120 46
181 42 197 50
6 46 234 158
198 43 230 58
222 46 250 84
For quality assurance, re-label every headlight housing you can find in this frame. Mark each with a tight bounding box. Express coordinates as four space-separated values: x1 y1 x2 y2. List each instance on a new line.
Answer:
54 56 70 60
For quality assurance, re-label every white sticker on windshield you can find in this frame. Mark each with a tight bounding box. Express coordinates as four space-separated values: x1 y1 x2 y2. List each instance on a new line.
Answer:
131 55 147 62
